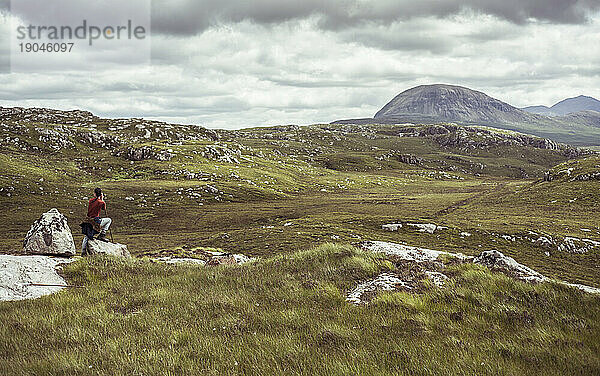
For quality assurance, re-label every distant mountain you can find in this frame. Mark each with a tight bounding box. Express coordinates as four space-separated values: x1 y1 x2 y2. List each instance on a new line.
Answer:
523 95 600 116
332 84 600 146
374 84 532 124
551 95 600 115
556 110 600 128
521 105 556 116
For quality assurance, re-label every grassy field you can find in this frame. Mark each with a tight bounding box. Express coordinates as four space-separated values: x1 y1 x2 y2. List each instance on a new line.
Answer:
0 111 599 374
1 245 599 375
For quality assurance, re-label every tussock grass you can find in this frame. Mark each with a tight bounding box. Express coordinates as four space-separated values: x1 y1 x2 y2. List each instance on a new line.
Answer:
1 244 599 375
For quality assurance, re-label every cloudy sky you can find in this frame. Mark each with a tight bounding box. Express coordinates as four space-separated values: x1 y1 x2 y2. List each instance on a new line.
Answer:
1 0 600 129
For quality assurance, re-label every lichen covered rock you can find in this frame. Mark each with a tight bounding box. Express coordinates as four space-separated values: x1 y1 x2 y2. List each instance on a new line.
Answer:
23 209 76 256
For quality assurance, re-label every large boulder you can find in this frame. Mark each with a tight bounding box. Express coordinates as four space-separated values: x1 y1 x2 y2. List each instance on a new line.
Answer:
23 208 76 256
85 240 131 258
0 255 74 301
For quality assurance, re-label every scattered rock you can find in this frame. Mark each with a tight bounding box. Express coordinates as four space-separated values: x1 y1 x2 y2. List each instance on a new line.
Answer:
407 223 447 234
473 250 545 282
357 240 600 302
346 273 409 304
85 240 131 258
382 223 402 231
535 236 554 249
425 271 449 287
206 255 239 266
153 257 206 266
23 208 76 256
115 145 174 161
206 253 253 266
202 144 241 164
0 255 74 301
557 237 600 254
359 241 469 262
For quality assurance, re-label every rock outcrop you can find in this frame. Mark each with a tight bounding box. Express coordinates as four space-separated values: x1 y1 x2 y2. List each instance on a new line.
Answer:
346 273 409 304
115 145 174 161
557 237 600 254
0 255 74 301
206 253 252 266
85 240 131 258
359 241 469 262
473 250 546 282
356 241 600 304
23 209 76 256
152 252 254 266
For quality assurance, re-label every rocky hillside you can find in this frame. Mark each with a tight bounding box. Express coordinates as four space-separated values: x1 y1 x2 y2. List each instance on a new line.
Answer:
544 155 600 182
333 85 600 146
0 105 597 264
556 110 600 128
1 106 600 375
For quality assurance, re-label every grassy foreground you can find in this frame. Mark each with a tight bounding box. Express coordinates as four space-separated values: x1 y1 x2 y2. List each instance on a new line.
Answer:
1 244 599 375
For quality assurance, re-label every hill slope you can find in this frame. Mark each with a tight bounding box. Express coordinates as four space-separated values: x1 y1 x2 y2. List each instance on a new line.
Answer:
524 95 600 116
522 105 555 116
552 95 600 115
374 84 532 124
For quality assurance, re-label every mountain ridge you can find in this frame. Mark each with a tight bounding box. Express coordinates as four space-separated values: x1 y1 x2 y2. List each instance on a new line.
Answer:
333 84 600 146
523 95 600 116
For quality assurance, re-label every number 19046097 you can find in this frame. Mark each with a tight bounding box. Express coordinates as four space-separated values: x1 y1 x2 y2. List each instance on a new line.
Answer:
18 42 74 53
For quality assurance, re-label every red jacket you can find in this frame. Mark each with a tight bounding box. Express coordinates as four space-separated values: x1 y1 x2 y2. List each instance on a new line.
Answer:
87 197 106 218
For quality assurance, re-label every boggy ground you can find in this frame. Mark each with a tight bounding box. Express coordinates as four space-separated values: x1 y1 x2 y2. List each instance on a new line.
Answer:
2 174 598 287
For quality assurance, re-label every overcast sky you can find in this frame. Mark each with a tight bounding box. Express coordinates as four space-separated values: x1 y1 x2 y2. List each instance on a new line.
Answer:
1 0 600 129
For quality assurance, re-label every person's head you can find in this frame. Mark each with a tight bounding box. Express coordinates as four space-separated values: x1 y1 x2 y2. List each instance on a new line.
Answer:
94 188 102 198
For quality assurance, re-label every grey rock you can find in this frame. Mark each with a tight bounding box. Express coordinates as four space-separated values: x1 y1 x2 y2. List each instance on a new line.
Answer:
557 237 600 254
85 240 131 258
0 255 75 301
474 250 545 282
381 223 402 231
346 272 409 305
23 209 76 256
116 145 174 161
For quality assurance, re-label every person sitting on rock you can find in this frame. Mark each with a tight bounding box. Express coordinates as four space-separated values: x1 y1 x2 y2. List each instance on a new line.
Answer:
81 188 112 251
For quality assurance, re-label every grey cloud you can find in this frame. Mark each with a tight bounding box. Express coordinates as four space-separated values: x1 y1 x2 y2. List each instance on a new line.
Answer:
267 78 379 88
340 28 454 54
149 0 600 36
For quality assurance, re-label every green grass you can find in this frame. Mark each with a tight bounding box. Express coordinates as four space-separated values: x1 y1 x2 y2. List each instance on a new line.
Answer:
1 244 599 375
1 113 599 374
